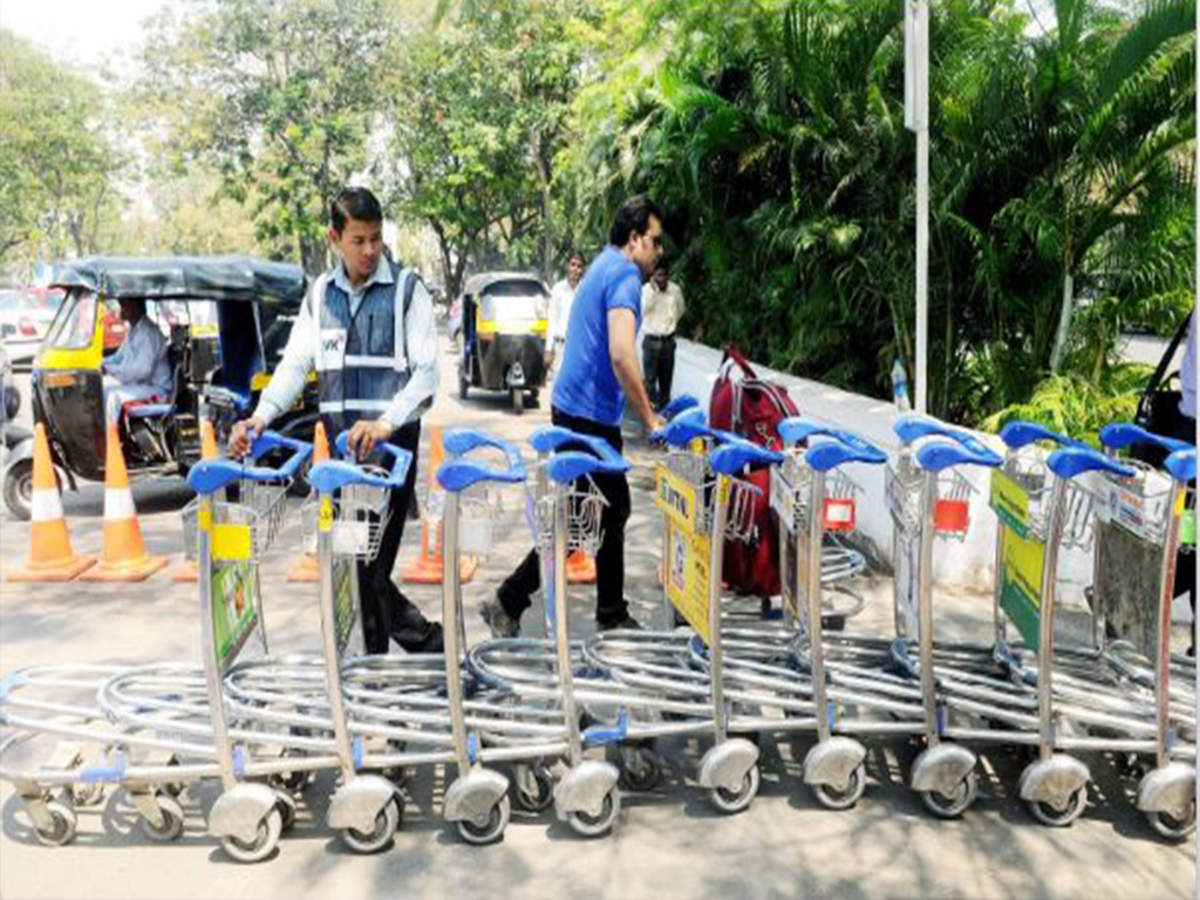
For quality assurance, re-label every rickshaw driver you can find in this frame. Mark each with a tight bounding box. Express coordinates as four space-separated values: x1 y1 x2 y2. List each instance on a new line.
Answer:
101 298 173 422
228 186 444 654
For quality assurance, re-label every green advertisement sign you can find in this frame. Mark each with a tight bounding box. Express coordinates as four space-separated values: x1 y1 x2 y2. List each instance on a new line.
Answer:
211 561 259 669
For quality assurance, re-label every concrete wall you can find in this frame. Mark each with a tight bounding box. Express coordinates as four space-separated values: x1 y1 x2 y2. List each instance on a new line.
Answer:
670 339 1002 591
668 339 1192 628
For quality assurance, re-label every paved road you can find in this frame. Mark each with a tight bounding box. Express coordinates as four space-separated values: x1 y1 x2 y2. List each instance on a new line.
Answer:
0 337 1194 899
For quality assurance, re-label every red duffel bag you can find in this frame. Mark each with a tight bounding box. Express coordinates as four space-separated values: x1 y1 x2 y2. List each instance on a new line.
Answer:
708 345 799 598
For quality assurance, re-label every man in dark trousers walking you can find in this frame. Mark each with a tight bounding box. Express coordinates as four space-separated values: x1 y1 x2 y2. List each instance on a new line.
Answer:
229 186 443 653
482 195 667 635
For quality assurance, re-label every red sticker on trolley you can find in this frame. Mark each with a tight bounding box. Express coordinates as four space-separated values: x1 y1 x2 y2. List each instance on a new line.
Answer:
934 498 970 533
823 497 857 531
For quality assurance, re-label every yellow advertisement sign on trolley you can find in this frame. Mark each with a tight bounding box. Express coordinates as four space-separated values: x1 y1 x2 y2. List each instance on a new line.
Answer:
655 464 719 644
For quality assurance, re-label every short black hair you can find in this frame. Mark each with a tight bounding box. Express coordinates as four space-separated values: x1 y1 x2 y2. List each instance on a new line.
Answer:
608 195 663 247
653 259 669 274
567 249 585 264
330 187 383 233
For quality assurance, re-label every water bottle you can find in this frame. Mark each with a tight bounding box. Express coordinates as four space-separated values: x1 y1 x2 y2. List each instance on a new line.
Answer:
892 358 911 412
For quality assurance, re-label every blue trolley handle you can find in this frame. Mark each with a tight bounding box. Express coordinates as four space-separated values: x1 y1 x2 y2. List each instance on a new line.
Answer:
1164 448 1196 484
998 420 1088 451
529 425 625 467
894 414 997 461
709 441 784 475
437 429 528 493
308 446 415 494
1098 423 1193 455
913 440 1003 472
1046 447 1135 481
187 430 313 495
776 417 887 466
650 406 714 448
657 394 700 420
543 450 630 485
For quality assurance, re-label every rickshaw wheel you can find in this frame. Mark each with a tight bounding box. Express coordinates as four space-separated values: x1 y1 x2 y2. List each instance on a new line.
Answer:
3 458 34 521
511 388 524 415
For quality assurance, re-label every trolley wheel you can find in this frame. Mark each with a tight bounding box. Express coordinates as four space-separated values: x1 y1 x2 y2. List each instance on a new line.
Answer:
268 755 316 795
139 794 185 842
619 748 664 793
709 764 761 815
274 790 297 832
1145 799 1196 841
69 782 105 807
567 787 621 837
33 799 78 847
812 763 866 811
220 806 283 864
341 796 402 854
511 387 524 415
455 794 510 845
920 771 978 819
1027 787 1087 827
513 765 555 813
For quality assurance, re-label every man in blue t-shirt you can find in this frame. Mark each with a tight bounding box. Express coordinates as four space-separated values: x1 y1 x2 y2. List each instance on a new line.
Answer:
482 196 666 634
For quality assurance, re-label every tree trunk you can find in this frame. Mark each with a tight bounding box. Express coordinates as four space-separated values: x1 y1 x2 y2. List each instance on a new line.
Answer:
1049 269 1075 373
299 235 328 277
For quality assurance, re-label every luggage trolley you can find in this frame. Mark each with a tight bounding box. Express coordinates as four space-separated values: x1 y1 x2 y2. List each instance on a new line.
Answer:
1083 426 1197 838
466 425 651 835
0 431 311 854
179 432 318 862
302 429 572 847
770 419 927 809
471 422 731 823
436 428 592 843
659 432 784 812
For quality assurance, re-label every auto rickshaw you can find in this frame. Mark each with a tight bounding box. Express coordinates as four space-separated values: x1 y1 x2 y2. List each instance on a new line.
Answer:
456 271 549 415
2 256 317 519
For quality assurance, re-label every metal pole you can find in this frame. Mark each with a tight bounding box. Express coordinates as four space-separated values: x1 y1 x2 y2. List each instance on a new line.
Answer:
708 475 731 744
908 0 930 414
197 494 236 790
316 494 354 777
441 491 471 773
554 486 583 767
807 470 831 743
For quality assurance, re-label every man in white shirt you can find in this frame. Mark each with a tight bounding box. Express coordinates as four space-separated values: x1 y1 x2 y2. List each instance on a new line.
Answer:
228 186 442 653
640 260 686 410
102 299 172 422
544 250 584 374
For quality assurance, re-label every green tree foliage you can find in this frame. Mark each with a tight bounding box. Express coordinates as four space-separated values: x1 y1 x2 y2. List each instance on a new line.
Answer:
380 0 591 296
139 0 403 274
559 0 1195 425
0 29 126 269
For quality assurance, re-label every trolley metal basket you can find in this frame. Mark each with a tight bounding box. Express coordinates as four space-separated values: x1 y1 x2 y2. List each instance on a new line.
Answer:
300 473 393 561
180 478 290 561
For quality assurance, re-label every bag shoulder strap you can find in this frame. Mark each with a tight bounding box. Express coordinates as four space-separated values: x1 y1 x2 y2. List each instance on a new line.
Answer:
1145 311 1192 395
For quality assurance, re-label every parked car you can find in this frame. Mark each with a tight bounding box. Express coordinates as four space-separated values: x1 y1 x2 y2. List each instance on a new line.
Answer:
0 288 61 366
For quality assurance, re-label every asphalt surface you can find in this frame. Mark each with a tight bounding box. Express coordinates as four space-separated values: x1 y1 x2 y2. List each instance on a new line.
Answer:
0 338 1194 899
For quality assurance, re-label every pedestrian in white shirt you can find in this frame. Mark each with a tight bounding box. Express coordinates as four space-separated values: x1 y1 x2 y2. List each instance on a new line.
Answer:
544 250 584 374
228 186 442 654
101 299 172 422
640 260 686 410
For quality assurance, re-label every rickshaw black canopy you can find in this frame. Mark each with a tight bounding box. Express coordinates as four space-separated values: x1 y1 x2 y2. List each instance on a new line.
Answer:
48 256 306 308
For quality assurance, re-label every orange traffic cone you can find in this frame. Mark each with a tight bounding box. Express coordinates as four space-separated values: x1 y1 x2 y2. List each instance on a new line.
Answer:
286 421 331 582
171 419 220 582
566 549 597 584
403 425 477 584
80 423 168 582
7 423 96 582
